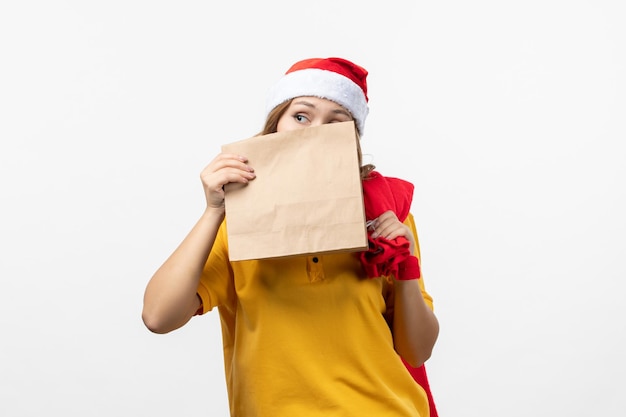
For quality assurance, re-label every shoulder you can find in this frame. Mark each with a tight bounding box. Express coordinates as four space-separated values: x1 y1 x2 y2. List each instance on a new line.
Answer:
365 171 414 220
364 170 414 193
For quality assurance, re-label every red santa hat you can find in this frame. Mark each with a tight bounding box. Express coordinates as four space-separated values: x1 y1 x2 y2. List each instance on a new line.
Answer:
265 57 369 135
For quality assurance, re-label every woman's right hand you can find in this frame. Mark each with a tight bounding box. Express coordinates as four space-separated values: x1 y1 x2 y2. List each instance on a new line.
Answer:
200 153 256 210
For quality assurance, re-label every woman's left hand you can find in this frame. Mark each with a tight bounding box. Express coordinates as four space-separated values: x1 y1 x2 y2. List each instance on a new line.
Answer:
368 210 416 255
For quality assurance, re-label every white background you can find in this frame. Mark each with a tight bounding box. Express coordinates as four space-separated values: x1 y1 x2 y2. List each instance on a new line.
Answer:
1 1 625 416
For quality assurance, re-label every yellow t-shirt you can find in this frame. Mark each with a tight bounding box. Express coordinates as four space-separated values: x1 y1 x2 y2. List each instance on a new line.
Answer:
197 214 434 417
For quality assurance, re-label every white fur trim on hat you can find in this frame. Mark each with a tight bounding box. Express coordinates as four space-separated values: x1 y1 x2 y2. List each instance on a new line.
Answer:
265 68 369 135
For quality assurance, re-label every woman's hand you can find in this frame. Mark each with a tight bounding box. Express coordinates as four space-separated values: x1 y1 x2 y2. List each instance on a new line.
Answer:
200 153 256 210
368 210 416 255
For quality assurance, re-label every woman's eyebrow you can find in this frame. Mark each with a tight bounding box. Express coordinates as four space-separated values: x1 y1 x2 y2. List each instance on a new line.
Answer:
292 100 352 118
292 100 315 108
332 108 352 118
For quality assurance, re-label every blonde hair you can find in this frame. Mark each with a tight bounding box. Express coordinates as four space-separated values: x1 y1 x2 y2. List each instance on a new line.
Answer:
258 99 375 179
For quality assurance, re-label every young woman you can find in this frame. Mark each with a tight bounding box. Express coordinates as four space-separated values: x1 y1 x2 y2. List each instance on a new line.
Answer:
142 57 439 416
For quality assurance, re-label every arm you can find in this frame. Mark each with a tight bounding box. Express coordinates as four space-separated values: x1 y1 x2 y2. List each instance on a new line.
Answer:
371 211 440 367
392 278 439 367
141 153 255 334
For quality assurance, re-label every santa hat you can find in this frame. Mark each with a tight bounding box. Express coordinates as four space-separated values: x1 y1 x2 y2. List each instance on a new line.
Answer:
265 57 369 135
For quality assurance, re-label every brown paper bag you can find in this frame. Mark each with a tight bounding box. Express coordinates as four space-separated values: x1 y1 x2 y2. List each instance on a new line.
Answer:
221 121 368 261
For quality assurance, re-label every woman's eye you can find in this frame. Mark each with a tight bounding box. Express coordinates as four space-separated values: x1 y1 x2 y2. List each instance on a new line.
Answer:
294 114 308 123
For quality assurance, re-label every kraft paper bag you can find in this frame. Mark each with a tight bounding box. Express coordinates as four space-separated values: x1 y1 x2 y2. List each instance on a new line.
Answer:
222 121 368 261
